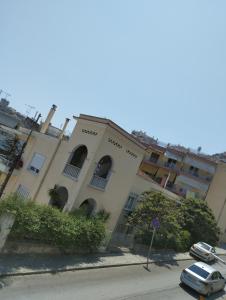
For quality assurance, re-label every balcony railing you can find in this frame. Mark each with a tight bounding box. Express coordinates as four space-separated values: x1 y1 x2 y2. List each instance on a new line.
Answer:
145 158 181 173
90 174 108 190
180 169 213 183
143 159 213 183
63 164 81 180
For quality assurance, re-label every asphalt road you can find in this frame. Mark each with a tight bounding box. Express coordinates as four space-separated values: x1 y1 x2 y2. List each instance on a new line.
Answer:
1 257 226 300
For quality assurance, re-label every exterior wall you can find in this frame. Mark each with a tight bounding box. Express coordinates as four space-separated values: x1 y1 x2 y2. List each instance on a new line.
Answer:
184 156 216 174
4 131 59 199
140 162 158 176
20 117 145 232
131 174 180 200
34 118 107 206
181 163 213 182
175 175 209 193
206 163 226 242
70 125 145 231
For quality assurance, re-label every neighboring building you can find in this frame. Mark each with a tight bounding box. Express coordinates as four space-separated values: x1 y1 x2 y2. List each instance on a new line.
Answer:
137 140 217 200
0 98 38 130
205 162 226 242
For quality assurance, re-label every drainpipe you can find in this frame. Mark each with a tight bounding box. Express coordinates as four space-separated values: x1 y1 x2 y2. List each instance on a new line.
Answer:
40 104 57 134
33 118 70 201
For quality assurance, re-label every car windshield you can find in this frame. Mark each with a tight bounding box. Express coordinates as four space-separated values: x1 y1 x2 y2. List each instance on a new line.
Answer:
198 242 211 251
188 265 210 279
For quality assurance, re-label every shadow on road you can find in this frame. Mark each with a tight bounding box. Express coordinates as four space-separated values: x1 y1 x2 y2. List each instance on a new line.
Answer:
179 282 226 300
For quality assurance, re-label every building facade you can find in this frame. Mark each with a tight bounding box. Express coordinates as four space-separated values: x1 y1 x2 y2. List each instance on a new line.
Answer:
1 104 226 242
1 105 178 234
139 143 216 200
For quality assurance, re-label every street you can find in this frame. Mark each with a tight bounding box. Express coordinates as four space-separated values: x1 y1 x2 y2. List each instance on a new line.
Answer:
0 257 226 300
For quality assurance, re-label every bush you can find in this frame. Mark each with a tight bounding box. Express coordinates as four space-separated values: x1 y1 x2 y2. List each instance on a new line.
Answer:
129 191 219 252
0 194 106 252
180 198 220 246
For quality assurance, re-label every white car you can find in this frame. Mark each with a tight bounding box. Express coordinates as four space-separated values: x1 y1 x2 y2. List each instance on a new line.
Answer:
190 242 216 262
180 262 225 296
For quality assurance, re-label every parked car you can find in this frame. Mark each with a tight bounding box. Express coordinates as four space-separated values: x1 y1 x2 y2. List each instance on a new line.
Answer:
190 242 216 262
180 262 225 296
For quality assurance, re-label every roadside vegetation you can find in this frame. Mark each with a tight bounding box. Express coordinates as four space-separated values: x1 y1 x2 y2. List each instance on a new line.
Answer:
128 191 220 252
0 194 106 252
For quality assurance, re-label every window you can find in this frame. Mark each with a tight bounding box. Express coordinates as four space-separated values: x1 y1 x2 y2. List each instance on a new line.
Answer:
149 152 160 163
124 193 138 211
167 158 177 168
17 184 30 199
188 265 210 279
211 272 219 280
28 153 45 174
69 145 88 168
189 166 199 177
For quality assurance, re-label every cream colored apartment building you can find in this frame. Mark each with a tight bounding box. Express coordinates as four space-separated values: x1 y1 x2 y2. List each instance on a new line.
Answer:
1 105 226 241
0 105 178 233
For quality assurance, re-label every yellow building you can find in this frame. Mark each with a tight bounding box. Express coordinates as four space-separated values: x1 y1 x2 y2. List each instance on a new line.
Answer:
2 104 225 242
1 105 178 234
205 162 226 242
139 143 216 200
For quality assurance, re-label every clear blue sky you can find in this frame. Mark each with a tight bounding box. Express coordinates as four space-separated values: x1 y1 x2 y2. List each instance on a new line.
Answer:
1 0 226 154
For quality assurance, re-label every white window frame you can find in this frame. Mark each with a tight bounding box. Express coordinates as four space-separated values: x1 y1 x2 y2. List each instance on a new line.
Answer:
124 193 139 212
28 152 46 175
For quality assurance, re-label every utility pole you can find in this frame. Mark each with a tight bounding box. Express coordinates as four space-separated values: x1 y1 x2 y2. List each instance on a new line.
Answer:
146 227 156 269
0 113 41 199
146 217 160 270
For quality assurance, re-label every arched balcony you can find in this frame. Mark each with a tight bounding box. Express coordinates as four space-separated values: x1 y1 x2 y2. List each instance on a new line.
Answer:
90 155 112 190
63 145 88 180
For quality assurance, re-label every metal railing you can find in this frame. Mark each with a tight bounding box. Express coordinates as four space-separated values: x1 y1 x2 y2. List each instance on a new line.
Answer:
145 158 181 172
144 159 213 182
180 169 213 182
63 163 81 180
90 174 108 190
0 155 11 166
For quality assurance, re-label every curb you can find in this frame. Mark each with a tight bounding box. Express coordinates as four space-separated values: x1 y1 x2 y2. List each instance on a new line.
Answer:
0 256 195 278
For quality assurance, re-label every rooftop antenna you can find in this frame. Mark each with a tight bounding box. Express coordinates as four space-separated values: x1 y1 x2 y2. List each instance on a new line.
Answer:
0 89 11 99
25 104 36 117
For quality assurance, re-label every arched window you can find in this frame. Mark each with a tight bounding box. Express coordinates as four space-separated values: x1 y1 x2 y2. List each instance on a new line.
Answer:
79 198 96 217
70 145 88 168
49 185 68 210
63 145 88 179
90 155 112 189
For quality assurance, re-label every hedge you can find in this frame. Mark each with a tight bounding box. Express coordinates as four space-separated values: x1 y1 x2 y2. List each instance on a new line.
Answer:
0 194 106 252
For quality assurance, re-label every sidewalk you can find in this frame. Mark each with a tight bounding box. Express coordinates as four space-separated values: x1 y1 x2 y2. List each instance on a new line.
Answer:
0 247 225 277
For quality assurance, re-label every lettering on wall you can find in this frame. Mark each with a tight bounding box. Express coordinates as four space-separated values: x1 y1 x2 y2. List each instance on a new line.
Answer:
81 129 98 136
108 138 122 149
107 137 138 159
126 149 138 159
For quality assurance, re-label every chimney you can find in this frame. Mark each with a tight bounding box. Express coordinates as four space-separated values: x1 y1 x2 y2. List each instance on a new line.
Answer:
40 104 57 134
59 118 70 140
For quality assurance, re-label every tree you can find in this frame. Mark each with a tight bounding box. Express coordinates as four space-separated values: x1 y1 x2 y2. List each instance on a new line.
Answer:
180 198 220 245
1 134 22 163
128 192 190 251
128 192 220 251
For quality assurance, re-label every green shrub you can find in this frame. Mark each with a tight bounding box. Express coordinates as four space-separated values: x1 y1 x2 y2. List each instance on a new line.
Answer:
129 191 219 252
0 194 106 252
